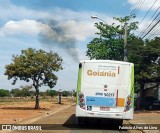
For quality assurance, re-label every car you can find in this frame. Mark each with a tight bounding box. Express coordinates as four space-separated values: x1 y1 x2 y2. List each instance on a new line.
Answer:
139 96 160 110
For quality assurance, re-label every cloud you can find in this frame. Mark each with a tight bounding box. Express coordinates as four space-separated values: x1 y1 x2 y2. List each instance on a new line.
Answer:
0 0 117 62
0 19 51 36
128 0 160 10
0 0 51 21
0 0 117 41
0 18 96 61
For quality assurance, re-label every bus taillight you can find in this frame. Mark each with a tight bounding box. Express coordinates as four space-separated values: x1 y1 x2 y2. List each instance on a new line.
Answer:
78 92 85 109
125 95 132 111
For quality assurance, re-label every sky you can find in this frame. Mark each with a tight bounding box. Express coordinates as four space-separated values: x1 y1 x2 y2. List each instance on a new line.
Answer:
0 0 160 92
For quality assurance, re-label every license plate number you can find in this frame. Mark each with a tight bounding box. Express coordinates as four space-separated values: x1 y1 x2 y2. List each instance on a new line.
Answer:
100 107 110 111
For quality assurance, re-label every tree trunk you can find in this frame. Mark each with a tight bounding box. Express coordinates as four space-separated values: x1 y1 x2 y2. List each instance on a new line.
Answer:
35 86 40 109
136 83 144 110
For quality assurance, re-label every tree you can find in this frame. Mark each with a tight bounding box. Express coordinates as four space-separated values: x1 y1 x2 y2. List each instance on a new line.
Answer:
20 85 32 97
128 36 160 109
62 91 69 97
4 48 63 109
11 88 22 97
0 89 9 97
11 85 32 97
49 89 57 97
86 15 138 60
43 89 57 97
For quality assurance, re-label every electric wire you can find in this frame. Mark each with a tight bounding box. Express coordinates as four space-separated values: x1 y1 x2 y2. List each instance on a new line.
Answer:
141 19 160 39
138 6 160 37
137 0 158 29
148 24 160 39
130 0 146 23
139 12 160 38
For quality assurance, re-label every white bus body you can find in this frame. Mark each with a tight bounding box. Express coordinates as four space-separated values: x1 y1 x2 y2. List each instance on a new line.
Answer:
76 60 134 123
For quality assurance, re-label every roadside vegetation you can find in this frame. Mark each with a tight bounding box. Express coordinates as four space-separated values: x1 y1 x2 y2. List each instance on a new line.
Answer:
0 87 75 99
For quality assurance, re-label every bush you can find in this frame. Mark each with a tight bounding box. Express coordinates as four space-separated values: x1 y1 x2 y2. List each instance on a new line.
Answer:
0 89 9 97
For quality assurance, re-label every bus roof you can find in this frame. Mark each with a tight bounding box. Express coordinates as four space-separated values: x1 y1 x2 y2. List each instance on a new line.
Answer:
80 60 134 66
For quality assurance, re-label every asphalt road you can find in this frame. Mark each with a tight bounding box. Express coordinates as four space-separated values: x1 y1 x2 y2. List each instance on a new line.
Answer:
9 104 130 133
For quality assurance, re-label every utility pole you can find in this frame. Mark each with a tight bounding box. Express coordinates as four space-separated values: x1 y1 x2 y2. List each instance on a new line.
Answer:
91 15 128 61
124 24 128 62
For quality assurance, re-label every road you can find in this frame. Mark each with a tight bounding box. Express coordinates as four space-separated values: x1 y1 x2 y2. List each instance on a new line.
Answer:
9 104 130 133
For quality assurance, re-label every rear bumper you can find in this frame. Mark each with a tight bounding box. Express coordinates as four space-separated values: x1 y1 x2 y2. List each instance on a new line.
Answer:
76 106 133 120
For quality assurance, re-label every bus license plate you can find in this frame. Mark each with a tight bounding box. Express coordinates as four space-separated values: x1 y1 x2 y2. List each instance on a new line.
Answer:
100 107 110 111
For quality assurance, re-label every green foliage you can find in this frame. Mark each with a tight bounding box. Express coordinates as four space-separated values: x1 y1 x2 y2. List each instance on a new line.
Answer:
0 89 9 97
10 88 22 97
127 37 160 84
4 48 63 109
20 85 32 97
86 15 138 60
4 48 63 88
62 91 69 97
39 91 47 97
49 89 57 97
43 89 58 97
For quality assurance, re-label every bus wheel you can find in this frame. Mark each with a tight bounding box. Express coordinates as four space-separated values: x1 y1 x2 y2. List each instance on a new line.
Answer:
113 119 123 126
76 117 85 124
148 105 153 110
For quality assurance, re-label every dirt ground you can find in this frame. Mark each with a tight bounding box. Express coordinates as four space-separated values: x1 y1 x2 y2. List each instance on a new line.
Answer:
128 110 160 124
0 97 75 124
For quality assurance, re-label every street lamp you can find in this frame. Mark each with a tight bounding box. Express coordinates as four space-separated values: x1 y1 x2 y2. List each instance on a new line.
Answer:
91 15 128 61
91 15 107 24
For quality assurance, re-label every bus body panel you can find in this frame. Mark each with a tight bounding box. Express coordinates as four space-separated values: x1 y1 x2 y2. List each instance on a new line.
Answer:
76 60 134 120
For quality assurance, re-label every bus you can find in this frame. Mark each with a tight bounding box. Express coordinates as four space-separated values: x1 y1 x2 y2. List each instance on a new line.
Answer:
75 60 134 125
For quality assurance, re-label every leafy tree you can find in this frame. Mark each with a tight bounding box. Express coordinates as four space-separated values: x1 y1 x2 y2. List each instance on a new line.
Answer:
86 15 138 60
0 89 9 97
11 88 22 97
128 36 160 108
20 85 32 97
4 48 63 109
49 89 57 97
62 91 69 97
43 89 57 97
39 91 47 97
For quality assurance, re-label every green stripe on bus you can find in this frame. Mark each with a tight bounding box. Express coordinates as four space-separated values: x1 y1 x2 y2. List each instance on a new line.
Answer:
131 65 134 108
76 66 82 104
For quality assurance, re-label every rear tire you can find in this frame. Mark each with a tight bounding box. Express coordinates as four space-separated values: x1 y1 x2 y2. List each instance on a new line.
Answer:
113 119 123 126
76 117 87 125
148 105 153 110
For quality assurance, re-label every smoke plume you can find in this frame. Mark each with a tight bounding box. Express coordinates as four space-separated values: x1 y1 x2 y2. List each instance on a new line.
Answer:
39 19 79 62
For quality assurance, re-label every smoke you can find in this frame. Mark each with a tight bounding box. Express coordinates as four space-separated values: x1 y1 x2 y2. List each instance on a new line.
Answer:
39 19 79 62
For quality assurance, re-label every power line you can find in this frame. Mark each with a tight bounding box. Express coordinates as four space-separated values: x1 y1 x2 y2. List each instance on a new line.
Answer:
134 0 146 17
138 0 158 28
141 19 160 39
134 30 160 36
148 24 160 39
130 0 142 15
138 6 160 37
139 12 160 38
130 0 146 23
